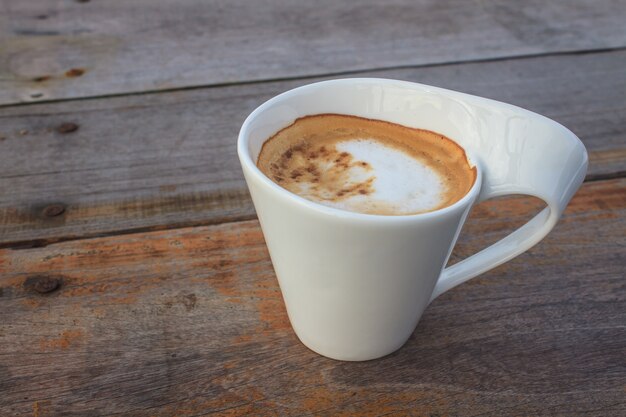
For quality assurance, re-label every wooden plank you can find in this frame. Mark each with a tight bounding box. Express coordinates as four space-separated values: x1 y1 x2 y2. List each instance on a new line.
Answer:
2 0 626 104
0 179 624 416
1 49 625 247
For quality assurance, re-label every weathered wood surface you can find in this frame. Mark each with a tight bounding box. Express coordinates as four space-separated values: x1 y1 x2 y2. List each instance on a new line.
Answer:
2 0 626 104
0 178 624 416
1 49 625 248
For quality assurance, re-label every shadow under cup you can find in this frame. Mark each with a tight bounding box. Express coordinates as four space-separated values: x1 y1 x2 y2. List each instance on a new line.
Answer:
237 78 587 361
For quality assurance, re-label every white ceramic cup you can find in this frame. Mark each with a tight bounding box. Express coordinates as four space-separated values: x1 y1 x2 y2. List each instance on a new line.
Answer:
237 78 588 361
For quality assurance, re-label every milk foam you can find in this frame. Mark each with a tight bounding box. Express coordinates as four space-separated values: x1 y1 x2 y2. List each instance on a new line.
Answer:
303 139 444 214
257 114 476 216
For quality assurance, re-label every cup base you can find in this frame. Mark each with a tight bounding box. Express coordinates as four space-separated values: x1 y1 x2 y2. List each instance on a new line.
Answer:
291 327 412 361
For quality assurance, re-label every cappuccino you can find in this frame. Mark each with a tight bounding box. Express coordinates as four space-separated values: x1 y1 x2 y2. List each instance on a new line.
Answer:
257 114 476 215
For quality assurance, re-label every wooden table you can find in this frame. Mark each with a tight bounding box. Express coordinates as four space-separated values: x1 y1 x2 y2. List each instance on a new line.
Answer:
1 1 625 415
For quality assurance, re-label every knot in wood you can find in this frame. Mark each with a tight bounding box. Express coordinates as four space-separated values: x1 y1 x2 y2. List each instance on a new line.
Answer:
56 123 79 134
42 204 66 217
24 276 62 294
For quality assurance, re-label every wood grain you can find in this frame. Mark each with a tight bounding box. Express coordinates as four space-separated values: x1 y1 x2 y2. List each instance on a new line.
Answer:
0 178 624 416
2 0 626 104
1 49 625 248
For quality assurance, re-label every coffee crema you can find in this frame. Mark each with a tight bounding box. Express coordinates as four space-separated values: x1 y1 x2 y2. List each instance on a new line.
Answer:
257 114 476 215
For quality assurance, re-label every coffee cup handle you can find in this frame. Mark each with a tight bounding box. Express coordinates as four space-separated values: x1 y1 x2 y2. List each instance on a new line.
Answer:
430 121 588 302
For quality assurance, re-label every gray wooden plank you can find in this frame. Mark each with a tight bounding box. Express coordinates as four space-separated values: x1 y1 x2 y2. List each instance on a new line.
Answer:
1 0 626 104
0 49 625 247
0 179 624 416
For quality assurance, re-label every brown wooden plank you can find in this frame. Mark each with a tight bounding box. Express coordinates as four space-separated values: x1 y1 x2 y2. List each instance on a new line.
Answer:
2 0 626 104
0 179 624 416
1 49 625 247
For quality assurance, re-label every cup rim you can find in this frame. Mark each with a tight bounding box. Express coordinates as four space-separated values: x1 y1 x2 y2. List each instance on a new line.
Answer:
237 78 483 222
